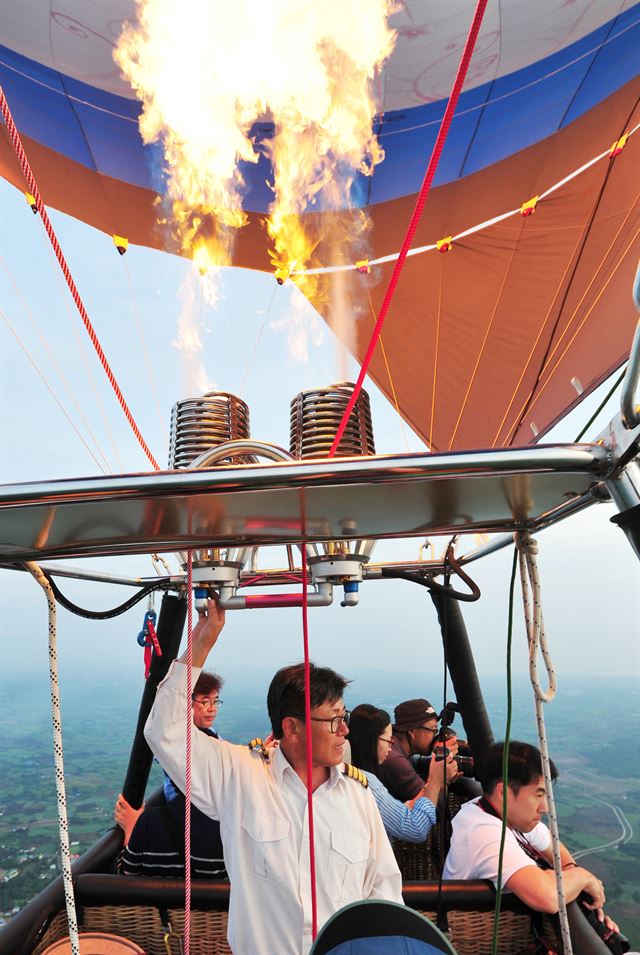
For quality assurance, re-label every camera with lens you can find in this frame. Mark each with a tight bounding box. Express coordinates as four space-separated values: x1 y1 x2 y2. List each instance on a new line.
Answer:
429 749 475 777
431 720 475 777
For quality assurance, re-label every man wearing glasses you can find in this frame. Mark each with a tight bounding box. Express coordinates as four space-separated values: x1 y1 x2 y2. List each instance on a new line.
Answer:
164 671 223 803
145 598 402 955
377 698 457 803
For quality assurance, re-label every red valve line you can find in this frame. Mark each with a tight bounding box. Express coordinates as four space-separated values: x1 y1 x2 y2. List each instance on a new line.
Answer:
245 593 308 608
327 0 489 458
0 87 160 471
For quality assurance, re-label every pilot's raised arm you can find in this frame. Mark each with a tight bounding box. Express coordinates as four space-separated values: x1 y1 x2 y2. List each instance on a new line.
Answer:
144 597 232 819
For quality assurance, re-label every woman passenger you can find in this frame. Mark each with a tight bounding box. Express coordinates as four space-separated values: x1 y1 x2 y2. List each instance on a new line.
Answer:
349 703 455 842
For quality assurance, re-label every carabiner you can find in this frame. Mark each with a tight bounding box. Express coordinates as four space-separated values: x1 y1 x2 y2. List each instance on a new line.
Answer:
137 608 158 647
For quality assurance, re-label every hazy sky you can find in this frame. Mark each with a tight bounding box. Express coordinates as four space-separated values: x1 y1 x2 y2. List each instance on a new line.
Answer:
0 180 638 698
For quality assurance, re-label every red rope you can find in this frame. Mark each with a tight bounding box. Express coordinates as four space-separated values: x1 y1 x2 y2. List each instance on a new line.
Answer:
327 0 489 458
185 553 193 955
301 544 318 940
0 87 160 471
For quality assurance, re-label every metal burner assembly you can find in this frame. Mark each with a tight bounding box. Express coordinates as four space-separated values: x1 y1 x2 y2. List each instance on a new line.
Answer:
289 383 378 607
169 389 292 608
169 384 377 609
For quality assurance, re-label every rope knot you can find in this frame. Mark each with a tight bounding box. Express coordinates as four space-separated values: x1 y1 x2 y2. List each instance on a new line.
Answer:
515 530 538 555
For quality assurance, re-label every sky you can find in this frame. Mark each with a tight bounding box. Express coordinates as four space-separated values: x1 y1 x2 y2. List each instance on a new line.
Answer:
0 177 639 702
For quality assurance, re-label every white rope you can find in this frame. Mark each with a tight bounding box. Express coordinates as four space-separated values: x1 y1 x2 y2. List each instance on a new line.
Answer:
291 120 640 277
515 532 571 955
25 562 80 955
517 533 556 703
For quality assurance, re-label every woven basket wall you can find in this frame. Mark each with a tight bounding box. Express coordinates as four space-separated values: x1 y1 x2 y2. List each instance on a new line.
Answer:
32 906 232 955
33 904 543 955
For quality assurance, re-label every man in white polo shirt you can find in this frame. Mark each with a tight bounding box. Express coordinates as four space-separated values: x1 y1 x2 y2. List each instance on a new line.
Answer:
443 740 619 936
145 597 402 955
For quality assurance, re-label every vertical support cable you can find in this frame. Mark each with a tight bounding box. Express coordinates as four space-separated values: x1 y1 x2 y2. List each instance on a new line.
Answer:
25 561 80 955
301 544 318 940
184 553 193 955
491 549 517 955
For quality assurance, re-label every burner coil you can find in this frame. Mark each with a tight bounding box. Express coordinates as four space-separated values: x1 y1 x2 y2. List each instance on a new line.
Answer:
290 382 375 459
169 392 250 468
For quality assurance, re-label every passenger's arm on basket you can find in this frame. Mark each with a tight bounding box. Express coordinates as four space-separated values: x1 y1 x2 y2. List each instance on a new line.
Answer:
506 865 605 914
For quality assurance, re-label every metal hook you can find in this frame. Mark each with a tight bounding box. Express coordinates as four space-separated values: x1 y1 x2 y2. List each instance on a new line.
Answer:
418 538 433 561
152 552 172 577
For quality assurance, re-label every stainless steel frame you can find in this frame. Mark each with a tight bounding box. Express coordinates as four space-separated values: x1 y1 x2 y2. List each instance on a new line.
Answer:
0 444 612 563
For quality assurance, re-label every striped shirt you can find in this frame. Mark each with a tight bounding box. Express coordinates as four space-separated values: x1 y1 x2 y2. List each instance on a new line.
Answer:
365 771 436 842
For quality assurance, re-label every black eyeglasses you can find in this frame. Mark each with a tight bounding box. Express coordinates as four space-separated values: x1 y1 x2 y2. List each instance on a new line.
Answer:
193 698 223 710
419 725 438 734
378 736 394 746
304 710 351 734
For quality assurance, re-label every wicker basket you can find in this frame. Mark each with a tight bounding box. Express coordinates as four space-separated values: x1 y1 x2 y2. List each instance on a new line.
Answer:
34 904 547 955
33 906 232 955
446 910 535 955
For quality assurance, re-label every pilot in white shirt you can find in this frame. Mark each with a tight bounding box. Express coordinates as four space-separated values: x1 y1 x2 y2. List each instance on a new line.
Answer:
145 599 402 955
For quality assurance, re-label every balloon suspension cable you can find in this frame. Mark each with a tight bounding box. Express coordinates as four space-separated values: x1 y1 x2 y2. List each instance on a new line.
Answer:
301 544 318 941
573 366 627 442
185 552 193 955
0 86 160 471
516 531 572 955
327 0 489 458
25 562 80 955
491 549 517 955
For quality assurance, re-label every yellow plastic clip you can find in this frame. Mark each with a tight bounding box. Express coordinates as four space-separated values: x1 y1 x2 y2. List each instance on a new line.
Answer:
112 234 129 255
436 236 453 253
275 267 290 285
609 133 629 157
25 192 38 214
355 259 371 274
163 922 184 955
520 196 539 217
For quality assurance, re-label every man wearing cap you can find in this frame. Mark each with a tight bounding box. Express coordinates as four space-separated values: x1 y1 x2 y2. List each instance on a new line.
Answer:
377 698 456 803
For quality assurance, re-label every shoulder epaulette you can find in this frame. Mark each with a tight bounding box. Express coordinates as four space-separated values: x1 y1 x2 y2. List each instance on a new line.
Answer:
342 763 368 787
248 737 271 762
